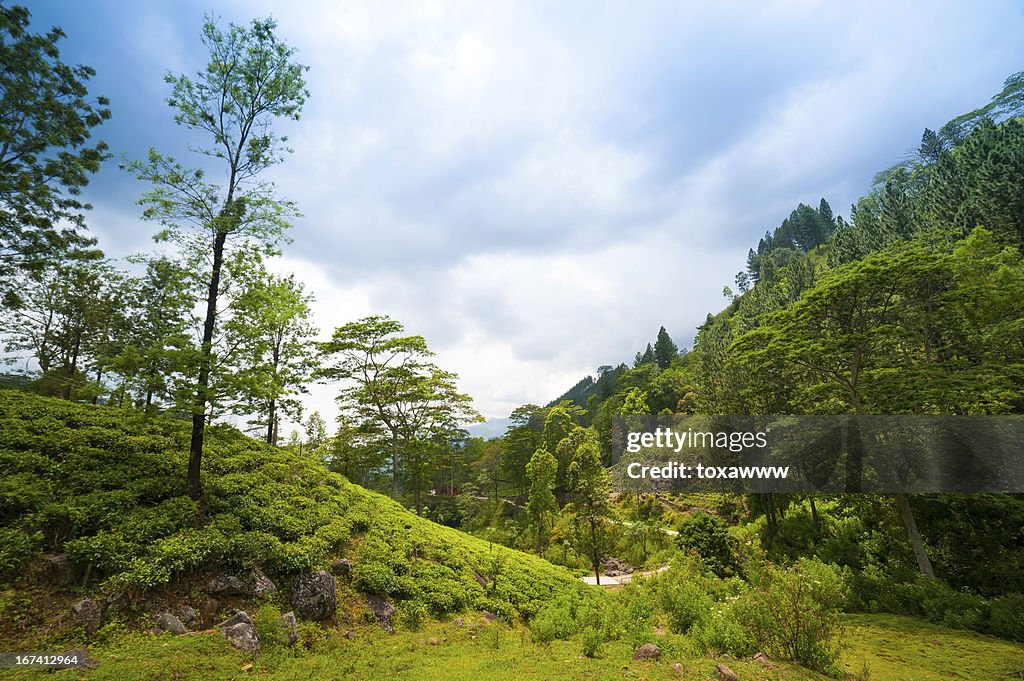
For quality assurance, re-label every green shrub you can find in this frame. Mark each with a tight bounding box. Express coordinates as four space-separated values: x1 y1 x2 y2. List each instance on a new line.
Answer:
0 527 42 576
691 604 754 657
988 593 1024 641
400 600 429 630
580 626 604 657
675 512 735 577
733 558 847 676
529 596 579 644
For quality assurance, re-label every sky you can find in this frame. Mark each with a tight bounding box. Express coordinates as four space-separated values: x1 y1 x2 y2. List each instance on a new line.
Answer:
25 0 1024 435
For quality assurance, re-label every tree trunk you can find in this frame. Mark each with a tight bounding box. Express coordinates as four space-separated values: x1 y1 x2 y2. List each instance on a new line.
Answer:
391 439 400 499
591 519 601 586
809 496 820 529
188 229 228 500
266 398 276 444
895 492 935 577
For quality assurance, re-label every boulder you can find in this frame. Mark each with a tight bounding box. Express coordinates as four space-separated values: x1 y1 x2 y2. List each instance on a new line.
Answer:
329 558 352 578
217 610 259 653
251 567 277 598
482 610 497 622
221 622 260 653
218 610 255 628
365 594 396 633
61 648 98 670
71 598 103 635
155 613 186 635
279 611 299 646
290 570 337 621
453 617 464 627
753 651 775 668
178 606 198 630
344 630 357 640
204 574 247 596
715 663 739 681
633 643 661 660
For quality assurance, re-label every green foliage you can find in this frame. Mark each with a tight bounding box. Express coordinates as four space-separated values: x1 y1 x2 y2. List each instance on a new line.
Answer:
0 4 111 291
674 512 735 577
733 558 848 675
0 391 585 624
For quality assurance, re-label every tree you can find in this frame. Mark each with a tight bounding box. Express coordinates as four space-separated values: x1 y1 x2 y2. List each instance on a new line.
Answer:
221 270 317 443
126 15 309 499
0 4 110 296
525 447 558 550
653 326 678 369
566 428 614 585
304 411 328 456
317 315 482 510
634 343 656 368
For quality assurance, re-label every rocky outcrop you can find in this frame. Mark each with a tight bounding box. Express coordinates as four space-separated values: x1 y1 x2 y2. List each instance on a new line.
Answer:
204 568 277 599
603 557 635 577
178 606 198 630
290 570 337 621
329 558 352 578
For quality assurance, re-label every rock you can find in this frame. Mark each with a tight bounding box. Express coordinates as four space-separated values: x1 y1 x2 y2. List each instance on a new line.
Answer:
344 630 357 640
632 643 661 660
147 627 163 636
453 618 464 627
279 611 298 646
217 610 259 653
197 595 220 627
156 613 187 635
48 554 77 585
482 610 497 622
603 557 635 577
672 663 686 677
366 594 396 634
474 572 488 588
178 606 198 630
329 558 352 577
427 637 440 645
753 651 775 668
221 622 260 653
291 570 337 621
715 663 739 681
218 610 254 628
71 598 103 635
251 567 277 598
204 574 247 596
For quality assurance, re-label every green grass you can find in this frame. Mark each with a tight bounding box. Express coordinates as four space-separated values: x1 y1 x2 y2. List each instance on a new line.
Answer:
2 613 1019 680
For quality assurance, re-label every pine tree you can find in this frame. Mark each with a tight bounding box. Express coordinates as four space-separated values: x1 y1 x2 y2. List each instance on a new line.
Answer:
653 326 678 369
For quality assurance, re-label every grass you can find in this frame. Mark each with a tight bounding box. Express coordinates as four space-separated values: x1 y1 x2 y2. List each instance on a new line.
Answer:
2 613 1020 680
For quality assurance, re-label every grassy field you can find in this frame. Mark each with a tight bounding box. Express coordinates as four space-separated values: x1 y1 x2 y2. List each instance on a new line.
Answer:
1 613 1019 680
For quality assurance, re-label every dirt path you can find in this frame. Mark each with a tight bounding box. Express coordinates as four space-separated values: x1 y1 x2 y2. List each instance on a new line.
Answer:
580 565 670 586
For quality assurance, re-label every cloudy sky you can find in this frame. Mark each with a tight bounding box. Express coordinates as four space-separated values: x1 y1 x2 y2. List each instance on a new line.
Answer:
28 1 1024 432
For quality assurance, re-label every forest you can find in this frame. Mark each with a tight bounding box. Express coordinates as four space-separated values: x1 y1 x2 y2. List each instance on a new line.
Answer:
1 3 1022 679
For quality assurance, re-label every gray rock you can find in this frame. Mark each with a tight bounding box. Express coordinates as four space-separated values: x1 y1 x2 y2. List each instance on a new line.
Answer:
482 610 497 622
365 594 396 634
218 610 254 628
251 567 277 598
71 598 103 635
715 663 739 681
221 622 260 653
753 651 775 668
279 611 298 646
61 648 98 670
633 643 661 660
204 574 247 596
156 613 186 635
290 570 337 621
217 610 260 653
344 630 357 639
178 606 198 629
329 558 352 577
48 554 77 585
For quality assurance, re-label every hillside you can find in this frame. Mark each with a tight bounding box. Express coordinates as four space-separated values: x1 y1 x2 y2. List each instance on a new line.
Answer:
0 390 586 653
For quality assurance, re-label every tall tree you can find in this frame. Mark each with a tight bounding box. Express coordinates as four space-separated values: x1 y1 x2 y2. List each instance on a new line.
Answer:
317 315 482 509
653 326 678 369
525 446 558 550
0 4 110 297
126 16 309 499
221 270 317 443
565 428 614 585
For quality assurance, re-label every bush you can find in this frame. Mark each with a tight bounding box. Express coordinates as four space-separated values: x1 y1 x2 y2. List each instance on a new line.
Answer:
988 593 1024 641
733 558 847 676
675 512 735 577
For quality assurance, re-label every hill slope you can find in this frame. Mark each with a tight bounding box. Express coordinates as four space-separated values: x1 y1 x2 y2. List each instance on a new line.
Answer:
0 390 586 650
